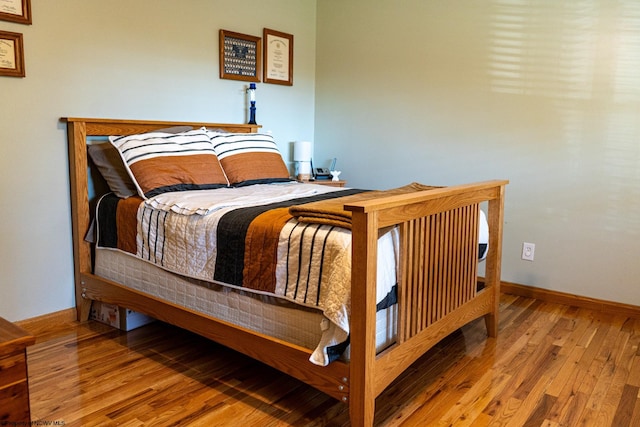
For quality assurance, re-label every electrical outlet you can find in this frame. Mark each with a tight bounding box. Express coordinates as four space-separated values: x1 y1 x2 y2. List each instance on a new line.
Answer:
522 242 535 261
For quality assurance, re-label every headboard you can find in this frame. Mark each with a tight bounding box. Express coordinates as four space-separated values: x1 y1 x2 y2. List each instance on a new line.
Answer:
61 117 261 319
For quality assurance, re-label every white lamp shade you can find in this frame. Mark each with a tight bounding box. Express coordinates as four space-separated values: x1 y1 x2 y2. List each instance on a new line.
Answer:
293 141 312 162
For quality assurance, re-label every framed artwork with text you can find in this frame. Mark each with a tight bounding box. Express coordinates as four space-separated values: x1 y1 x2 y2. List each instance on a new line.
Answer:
0 30 25 77
263 28 293 86
0 0 31 25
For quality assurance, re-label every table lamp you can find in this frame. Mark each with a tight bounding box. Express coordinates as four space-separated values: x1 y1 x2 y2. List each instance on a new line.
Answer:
294 140 312 181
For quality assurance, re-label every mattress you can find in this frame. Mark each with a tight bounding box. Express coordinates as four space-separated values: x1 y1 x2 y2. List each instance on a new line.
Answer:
94 247 397 360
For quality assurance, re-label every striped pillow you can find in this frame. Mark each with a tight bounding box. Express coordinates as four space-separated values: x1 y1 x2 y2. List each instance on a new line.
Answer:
210 132 291 187
109 128 228 199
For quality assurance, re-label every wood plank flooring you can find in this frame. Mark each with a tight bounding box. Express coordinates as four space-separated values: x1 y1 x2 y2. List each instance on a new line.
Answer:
24 294 640 426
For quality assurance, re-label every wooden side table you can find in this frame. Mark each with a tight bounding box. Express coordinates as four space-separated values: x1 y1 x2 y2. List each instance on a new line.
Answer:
0 317 35 424
311 180 347 187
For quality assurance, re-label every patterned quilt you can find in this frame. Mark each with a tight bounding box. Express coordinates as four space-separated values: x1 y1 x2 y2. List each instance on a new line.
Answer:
96 183 400 365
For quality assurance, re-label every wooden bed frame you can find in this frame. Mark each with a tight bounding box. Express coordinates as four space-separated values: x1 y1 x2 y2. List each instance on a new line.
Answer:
63 117 508 426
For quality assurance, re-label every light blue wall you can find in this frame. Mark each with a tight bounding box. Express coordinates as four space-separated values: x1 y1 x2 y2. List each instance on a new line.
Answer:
315 1 640 305
0 0 316 321
2 0 638 321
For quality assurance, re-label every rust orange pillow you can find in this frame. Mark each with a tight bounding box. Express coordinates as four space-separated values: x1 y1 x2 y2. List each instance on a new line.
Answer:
109 128 228 199
209 132 291 187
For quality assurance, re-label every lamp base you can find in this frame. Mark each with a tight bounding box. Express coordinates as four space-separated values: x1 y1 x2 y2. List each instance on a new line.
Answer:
295 159 312 182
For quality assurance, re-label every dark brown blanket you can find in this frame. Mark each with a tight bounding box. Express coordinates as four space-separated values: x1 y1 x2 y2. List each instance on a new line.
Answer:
289 182 440 229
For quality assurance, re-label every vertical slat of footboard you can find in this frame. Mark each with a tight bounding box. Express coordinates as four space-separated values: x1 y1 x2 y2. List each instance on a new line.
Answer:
397 222 410 343
460 208 472 307
417 217 427 331
398 205 480 343
440 211 450 321
429 214 440 325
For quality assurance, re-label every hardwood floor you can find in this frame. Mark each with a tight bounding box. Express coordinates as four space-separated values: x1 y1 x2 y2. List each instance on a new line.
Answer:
24 294 640 426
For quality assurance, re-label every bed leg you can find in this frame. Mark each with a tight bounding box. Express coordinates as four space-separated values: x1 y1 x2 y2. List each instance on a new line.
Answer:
76 295 92 322
484 313 498 338
483 283 500 338
349 397 375 427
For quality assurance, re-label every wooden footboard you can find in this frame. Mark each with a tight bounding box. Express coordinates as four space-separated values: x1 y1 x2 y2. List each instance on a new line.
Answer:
63 117 507 427
347 180 507 425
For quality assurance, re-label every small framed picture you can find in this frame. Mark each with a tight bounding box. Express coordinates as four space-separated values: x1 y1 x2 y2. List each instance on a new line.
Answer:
219 30 261 82
263 28 293 86
0 0 32 25
0 30 25 77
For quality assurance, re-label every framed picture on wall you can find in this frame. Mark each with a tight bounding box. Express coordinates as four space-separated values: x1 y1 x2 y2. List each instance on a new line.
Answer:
263 28 293 86
219 29 261 82
0 0 32 25
0 30 25 77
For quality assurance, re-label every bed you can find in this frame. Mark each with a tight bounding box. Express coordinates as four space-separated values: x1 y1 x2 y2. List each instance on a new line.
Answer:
63 117 507 426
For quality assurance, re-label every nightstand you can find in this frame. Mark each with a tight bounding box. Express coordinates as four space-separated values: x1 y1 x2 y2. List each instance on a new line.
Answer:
0 317 35 424
312 180 347 187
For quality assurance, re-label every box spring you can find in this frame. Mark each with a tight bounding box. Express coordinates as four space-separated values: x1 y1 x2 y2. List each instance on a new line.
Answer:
94 247 397 358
